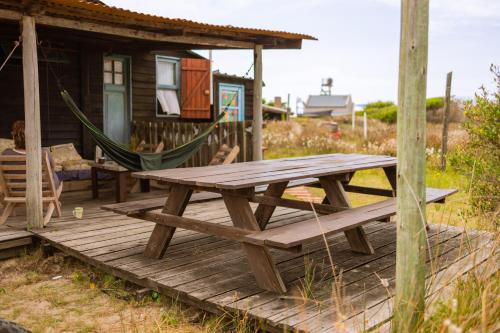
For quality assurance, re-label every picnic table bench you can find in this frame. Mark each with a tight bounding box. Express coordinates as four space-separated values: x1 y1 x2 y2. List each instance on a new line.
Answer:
103 153 456 293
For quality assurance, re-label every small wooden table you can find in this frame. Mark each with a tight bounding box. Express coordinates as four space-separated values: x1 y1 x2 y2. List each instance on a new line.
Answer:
130 153 455 293
91 162 149 203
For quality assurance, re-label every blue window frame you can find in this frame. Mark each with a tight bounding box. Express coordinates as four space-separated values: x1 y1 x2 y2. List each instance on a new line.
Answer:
156 56 181 117
219 83 245 122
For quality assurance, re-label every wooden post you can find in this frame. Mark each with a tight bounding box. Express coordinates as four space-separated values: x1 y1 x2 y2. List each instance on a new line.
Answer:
352 106 356 129
286 93 291 121
252 45 263 161
440 71 453 171
363 111 368 139
21 16 44 229
393 0 429 331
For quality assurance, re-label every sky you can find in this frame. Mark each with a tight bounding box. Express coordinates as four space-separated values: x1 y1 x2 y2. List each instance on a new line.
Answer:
105 0 499 110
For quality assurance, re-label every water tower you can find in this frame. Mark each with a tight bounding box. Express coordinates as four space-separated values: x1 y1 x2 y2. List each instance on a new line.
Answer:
320 77 333 95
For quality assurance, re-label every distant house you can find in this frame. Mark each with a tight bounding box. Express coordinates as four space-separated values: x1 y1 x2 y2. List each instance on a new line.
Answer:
263 96 288 120
303 95 354 117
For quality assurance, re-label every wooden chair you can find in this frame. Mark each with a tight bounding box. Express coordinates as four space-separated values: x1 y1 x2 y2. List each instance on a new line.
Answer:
0 151 63 226
209 144 240 166
135 140 165 154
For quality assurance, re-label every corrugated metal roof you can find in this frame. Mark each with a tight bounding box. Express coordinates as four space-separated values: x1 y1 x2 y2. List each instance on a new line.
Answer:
47 0 316 41
305 95 351 108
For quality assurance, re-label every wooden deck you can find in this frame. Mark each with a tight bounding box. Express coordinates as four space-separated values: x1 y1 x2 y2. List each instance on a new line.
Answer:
0 225 32 259
1 191 496 332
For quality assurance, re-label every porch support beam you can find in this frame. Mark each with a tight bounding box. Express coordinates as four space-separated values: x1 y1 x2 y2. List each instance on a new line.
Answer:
252 44 263 161
34 14 254 49
21 15 44 229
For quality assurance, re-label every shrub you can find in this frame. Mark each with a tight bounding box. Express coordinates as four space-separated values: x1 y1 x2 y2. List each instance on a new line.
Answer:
361 98 450 124
366 105 398 123
426 97 444 111
364 100 395 110
360 101 398 124
449 65 500 214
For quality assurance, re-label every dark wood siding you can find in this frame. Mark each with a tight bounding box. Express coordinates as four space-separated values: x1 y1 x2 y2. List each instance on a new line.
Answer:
0 25 82 153
1 20 223 160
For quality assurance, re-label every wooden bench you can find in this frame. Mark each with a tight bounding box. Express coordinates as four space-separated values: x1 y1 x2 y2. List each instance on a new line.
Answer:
244 188 456 249
102 177 320 215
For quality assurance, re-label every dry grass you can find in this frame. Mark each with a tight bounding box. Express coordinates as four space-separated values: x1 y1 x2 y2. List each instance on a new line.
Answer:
0 249 251 333
264 116 467 159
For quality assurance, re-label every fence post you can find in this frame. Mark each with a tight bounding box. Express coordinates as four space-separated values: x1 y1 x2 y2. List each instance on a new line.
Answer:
363 111 368 139
440 71 453 171
392 0 429 331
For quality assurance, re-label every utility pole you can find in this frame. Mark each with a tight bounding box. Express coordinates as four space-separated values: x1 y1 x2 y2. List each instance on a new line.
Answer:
440 72 453 171
392 0 429 331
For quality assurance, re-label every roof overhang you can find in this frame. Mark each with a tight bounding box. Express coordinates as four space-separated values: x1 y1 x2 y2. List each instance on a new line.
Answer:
0 0 316 50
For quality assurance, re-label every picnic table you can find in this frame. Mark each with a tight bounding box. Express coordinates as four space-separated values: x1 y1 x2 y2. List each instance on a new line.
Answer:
108 153 455 293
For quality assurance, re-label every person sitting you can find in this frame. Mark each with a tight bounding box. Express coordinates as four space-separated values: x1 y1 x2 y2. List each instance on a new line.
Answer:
2 120 61 188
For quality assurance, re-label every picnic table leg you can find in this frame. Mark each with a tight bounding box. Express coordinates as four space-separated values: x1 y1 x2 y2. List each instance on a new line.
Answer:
319 176 375 255
223 193 287 293
144 184 193 259
254 181 289 230
383 166 397 194
116 172 128 203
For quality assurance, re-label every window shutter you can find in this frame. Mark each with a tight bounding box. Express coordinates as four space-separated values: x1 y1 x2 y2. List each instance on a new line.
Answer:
180 58 211 119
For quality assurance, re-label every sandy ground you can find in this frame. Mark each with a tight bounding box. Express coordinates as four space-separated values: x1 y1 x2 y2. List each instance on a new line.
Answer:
0 249 228 333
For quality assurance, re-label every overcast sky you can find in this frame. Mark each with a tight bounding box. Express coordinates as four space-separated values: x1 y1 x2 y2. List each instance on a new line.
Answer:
106 0 499 109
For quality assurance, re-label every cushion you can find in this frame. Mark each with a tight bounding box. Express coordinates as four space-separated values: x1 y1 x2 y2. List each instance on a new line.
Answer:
50 143 83 165
0 138 14 154
62 159 92 171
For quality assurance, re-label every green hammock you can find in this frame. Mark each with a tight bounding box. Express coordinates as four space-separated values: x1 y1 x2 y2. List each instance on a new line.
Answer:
60 90 223 171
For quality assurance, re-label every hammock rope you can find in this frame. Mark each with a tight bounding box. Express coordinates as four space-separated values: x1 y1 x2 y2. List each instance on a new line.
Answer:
0 39 20 73
37 42 246 171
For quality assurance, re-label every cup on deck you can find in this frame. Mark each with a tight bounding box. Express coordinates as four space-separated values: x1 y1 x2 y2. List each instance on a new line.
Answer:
73 207 84 219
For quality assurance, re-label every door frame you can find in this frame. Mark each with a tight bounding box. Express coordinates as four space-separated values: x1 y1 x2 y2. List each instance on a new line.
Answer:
102 54 132 143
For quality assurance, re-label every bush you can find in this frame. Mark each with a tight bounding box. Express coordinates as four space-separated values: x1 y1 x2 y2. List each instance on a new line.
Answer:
361 98 449 124
449 65 500 214
366 105 398 123
364 100 395 110
426 97 444 111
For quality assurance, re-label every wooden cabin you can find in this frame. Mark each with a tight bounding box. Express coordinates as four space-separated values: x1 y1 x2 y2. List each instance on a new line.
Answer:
0 0 314 228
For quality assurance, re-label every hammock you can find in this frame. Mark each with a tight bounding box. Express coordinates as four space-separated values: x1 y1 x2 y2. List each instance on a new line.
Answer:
60 90 224 171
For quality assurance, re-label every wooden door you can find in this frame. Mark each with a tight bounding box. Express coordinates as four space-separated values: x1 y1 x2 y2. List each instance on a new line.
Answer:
103 56 131 144
180 58 211 120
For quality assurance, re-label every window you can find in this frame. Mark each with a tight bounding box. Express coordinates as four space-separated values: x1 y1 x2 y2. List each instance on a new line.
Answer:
219 83 244 122
104 58 125 85
156 56 180 117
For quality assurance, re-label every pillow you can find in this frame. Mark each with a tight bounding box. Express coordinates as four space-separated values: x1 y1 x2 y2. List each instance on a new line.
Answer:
50 143 83 165
62 159 92 171
0 138 14 154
